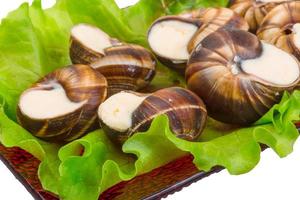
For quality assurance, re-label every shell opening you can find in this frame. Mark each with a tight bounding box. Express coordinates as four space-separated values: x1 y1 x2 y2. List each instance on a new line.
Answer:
231 56 242 75
19 83 86 119
98 92 147 132
148 19 198 61
241 42 300 86
71 24 113 54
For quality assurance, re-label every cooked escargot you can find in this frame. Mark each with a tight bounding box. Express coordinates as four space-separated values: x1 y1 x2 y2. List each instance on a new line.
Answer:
257 1 300 60
70 23 156 96
229 0 292 33
147 8 248 71
186 29 300 125
98 87 207 144
182 7 249 53
90 44 156 96
17 64 108 142
148 16 201 71
70 23 120 65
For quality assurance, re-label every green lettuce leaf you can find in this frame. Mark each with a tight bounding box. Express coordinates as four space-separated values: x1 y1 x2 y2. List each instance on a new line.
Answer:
164 0 229 14
57 117 186 200
0 106 61 193
0 0 300 200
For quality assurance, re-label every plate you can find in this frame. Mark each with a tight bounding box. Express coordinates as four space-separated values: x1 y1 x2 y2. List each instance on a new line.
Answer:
0 143 222 200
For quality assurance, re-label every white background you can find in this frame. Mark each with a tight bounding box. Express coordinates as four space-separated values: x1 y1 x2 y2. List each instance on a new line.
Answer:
1 1 300 200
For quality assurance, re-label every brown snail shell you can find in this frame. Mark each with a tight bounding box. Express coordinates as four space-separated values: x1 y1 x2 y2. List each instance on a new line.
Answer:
70 23 121 65
257 1 300 60
229 0 291 33
182 8 249 53
186 29 300 125
90 44 156 96
147 9 248 71
131 87 207 141
17 64 108 142
70 24 156 95
147 16 202 71
98 87 207 144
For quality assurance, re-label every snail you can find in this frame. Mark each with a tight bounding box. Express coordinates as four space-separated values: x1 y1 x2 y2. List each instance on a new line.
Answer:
70 24 156 96
229 0 293 33
257 1 300 60
147 8 248 71
98 87 207 144
182 7 249 53
70 24 121 65
186 29 300 125
90 44 156 96
17 64 108 142
147 16 201 71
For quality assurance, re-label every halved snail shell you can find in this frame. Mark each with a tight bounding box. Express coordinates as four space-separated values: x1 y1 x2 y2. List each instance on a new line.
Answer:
229 0 291 33
90 44 156 96
70 23 120 65
186 29 300 125
147 8 248 71
257 1 300 60
98 87 207 144
70 23 156 95
17 64 108 142
147 16 201 71
182 7 249 53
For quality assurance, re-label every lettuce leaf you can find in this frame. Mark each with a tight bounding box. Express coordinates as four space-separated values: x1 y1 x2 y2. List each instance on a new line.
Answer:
0 0 300 200
164 0 229 14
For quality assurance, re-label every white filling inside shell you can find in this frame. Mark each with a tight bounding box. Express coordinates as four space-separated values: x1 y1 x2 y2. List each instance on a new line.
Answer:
19 84 86 119
241 42 300 86
148 20 198 61
71 24 113 54
98 92 147 132
293 23 300 49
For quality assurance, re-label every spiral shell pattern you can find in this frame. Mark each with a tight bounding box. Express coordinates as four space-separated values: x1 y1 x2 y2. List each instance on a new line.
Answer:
17 64 108 142
185 7 249 53
186 29 299 125
229 0 289 32
257 1 300 60
91 44 156 96
130 87 207 141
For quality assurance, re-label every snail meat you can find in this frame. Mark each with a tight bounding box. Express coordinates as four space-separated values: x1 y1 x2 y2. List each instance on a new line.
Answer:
70 24 120 65
148 16 200 70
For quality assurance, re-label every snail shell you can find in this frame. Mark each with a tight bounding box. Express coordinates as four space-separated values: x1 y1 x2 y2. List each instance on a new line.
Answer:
186 29 300 125
17 64 108 142
91 44 156 96
131 87 207 141
147 16 201 71
257 1 300 60
98 87 207 144
183 7 249 53
70 24 156 95
147 8 248 72
229 0 291 33
70 23 120 65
